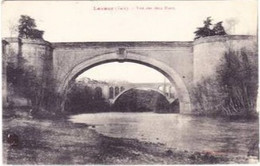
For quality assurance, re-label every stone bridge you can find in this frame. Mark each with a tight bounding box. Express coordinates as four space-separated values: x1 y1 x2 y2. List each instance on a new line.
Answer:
110 87 176 104
81 80 177 104
3 35 257 114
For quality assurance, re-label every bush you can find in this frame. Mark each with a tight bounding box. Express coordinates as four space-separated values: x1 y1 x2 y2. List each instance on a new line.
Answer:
18 15 44 39
64 82 110 114
192 77 225 116
217 49 258 117
192 49 258 118
6 57 43 110
194 17 227 40
112 89 172 113
6 56 60 119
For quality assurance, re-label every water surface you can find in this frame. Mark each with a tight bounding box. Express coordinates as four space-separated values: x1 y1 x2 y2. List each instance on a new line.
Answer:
69 112 258 157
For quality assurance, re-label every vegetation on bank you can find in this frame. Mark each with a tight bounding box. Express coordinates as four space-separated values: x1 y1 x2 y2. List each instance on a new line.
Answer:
6 55 59 118
6 16 43 110
63 82 179 114
194 17 227 40
192 49 258 118
113 89 179 113
3 15 258 119
4 15 60 119
63 82 110 114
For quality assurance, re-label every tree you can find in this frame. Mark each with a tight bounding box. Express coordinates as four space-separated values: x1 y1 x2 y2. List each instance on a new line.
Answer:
203 17 213 29
64 81 110 114
18 15 44 39
194 17 215 39
6 57 43 110
29 29 44 39
212 22 227 35
217 50 258 117
192 49 258 118
194 17 227 40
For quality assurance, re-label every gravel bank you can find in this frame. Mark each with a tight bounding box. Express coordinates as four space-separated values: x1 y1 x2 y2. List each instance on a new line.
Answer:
2 117 255 164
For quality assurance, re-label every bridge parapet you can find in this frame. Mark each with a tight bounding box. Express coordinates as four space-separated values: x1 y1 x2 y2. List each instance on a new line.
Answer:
2 35 257 114
80 81 177 103
100 83 177 104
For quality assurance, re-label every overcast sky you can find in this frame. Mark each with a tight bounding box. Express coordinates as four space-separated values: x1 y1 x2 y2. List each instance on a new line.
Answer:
2 0 257 83
77 62 170 83
2 0 257 42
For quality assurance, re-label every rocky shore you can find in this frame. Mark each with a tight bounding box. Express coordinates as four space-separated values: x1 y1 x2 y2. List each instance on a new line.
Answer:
3 114 257 165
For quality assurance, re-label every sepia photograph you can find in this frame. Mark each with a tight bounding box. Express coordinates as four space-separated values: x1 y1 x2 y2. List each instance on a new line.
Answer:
1 0 259 164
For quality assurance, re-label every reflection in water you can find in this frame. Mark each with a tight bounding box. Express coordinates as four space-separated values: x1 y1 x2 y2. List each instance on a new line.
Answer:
69 112 258 157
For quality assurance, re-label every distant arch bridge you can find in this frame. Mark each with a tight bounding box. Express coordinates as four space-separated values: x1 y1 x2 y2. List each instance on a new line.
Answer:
3 35 257 114
110 87 177 104
85 82 177 104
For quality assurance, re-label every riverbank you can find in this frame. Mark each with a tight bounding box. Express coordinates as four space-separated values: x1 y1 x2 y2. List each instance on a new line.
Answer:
3 113 257 164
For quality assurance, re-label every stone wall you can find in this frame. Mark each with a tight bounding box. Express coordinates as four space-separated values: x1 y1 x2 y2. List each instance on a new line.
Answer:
2 40 9 107
2 35 257 114
192 35 257 113
52 42 193 92
4 38 53 82
193 35 257 84
52 42 193 113
3 38 53 108
19 39 53 85
4 38 20 68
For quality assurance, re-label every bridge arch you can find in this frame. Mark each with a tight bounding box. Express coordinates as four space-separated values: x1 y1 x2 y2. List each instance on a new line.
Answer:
111 87 174 104
60 52 191 113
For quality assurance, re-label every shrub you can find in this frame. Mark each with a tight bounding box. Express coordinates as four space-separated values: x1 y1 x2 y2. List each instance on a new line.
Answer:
63 82 110 114
192 49 258 118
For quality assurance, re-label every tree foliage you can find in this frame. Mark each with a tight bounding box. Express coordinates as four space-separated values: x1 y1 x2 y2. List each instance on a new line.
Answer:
192 49 258 118
217 50 258 116
113 89 171 112
212 22 227 35
194 17 227 40
6 57 43 110
6 56 60 118
18 15 44 39
64 82 110 114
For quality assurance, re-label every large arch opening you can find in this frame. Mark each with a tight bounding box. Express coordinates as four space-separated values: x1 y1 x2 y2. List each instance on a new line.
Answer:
60 52 191 114
112 87 174 104
112 88 180 113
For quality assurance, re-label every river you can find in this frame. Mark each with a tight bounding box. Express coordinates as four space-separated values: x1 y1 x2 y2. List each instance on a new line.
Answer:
69 112 258 157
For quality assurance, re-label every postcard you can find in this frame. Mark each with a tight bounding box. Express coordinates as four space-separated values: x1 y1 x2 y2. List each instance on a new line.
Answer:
1 0 258 164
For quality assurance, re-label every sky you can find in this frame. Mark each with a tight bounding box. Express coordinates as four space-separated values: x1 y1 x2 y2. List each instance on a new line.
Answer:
1 0 257 83
2 0 257 42
76 62 170 83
